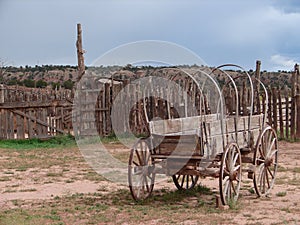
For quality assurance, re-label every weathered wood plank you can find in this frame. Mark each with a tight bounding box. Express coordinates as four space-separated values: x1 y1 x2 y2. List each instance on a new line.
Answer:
278 88 284 139
10 109 65 134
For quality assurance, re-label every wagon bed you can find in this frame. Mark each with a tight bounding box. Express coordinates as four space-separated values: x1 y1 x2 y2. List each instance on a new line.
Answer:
149 113 264 156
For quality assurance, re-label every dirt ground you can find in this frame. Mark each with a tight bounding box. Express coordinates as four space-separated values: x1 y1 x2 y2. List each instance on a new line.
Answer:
0 141 299 225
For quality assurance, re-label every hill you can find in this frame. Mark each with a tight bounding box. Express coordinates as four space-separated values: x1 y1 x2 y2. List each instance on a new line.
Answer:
0 65 293 90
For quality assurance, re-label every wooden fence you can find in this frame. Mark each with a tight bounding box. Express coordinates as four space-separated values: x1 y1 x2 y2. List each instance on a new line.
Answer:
1 64 300 141
73 68 299 141
0 86 73 139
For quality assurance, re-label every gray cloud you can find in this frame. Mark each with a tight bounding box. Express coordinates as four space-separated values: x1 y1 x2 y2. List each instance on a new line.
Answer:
271 0 300 13
0 0 299 71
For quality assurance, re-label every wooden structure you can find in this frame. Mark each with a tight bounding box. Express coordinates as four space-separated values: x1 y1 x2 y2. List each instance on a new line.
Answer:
73 66 299 141
0 87 73 139
76 23 85 82
128 65 279 206
0 64 299 140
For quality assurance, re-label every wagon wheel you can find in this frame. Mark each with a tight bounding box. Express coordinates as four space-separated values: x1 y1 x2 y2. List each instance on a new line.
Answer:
172 174 199 190
253 126 278 197
219 142 242 205
128 138 155 201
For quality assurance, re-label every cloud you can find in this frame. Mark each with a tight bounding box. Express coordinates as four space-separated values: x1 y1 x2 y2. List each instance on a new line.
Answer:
1 0 300 71
271 0 300 13
270 54 298 71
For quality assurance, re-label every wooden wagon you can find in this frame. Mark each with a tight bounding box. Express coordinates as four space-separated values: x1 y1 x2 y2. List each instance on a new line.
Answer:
128 65 279 206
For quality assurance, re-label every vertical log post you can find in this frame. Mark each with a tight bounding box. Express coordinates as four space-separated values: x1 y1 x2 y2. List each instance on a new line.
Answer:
295 64 300 139
285 89 289 139
0 84 4 103
255 60 261 114
278 88 284 139
76 23 85 82
268 88 272 127
272 87 278 132
291 66 297 140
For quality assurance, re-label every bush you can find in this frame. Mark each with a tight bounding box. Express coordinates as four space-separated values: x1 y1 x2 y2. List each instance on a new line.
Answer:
7 80 17 86
23 79 35 87
63 79 74 90
36 79 47 88
51 82 60 90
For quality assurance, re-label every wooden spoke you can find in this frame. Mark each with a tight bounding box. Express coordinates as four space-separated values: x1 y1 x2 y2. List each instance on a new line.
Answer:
172 174 199 190
233 165 241 172
232 154 239 168
231 181 237 195
181 175 186 188
128 139 155 201
219 142 242 206
267 166 275 179
265 168 270 189
253 126 278 197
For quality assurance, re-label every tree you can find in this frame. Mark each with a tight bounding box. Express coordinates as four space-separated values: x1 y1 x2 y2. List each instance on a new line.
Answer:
36 79 47 88
51 82 60 90
23 79 35 87
63 79 74 90
7 78 17 86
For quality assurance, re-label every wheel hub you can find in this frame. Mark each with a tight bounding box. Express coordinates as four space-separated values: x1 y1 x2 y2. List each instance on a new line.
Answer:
230 170 238 181
264 158 273 167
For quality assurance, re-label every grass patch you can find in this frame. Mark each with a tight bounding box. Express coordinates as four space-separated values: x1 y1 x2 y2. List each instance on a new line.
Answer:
0 135 76 149
276 191 287 197
19 188 37 192
248 188 255 194
277 165 288 172
46 172 63 177
293 167 300 173
227 198 240 210
3 171 14 175
0 176 11 182
287 176 300 186
77 132 148 145
16 166 28 172
3 189 17 193
280 207 291 213
0 188 231 224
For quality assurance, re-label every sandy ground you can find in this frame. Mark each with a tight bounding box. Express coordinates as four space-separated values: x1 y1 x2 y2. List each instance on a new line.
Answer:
0 141 299 224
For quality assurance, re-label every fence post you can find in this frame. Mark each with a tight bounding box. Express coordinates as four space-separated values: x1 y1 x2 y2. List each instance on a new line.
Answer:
0 84 4 103
295 64 300 139
268 88 272 127
278 88 284 139
76 23 85 82
291 67 296 140
285 88 289 139
255 60 261 113
272 87 278 132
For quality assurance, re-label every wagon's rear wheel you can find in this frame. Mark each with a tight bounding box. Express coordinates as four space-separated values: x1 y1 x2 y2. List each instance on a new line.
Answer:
253 126 278 197
219 142 242 205
172 174 199 190
128 139 155 201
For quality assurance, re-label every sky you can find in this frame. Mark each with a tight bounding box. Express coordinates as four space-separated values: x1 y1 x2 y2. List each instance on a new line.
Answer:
0 0 300 71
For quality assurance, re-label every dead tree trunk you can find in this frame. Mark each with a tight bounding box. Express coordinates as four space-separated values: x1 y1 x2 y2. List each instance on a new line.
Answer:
76 23 85 82
255 60 261 113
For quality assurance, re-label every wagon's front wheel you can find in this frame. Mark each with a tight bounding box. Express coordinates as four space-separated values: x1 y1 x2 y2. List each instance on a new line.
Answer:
128 139 155 201
219 142 242 205
253 126 278 197
172 174 199 190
